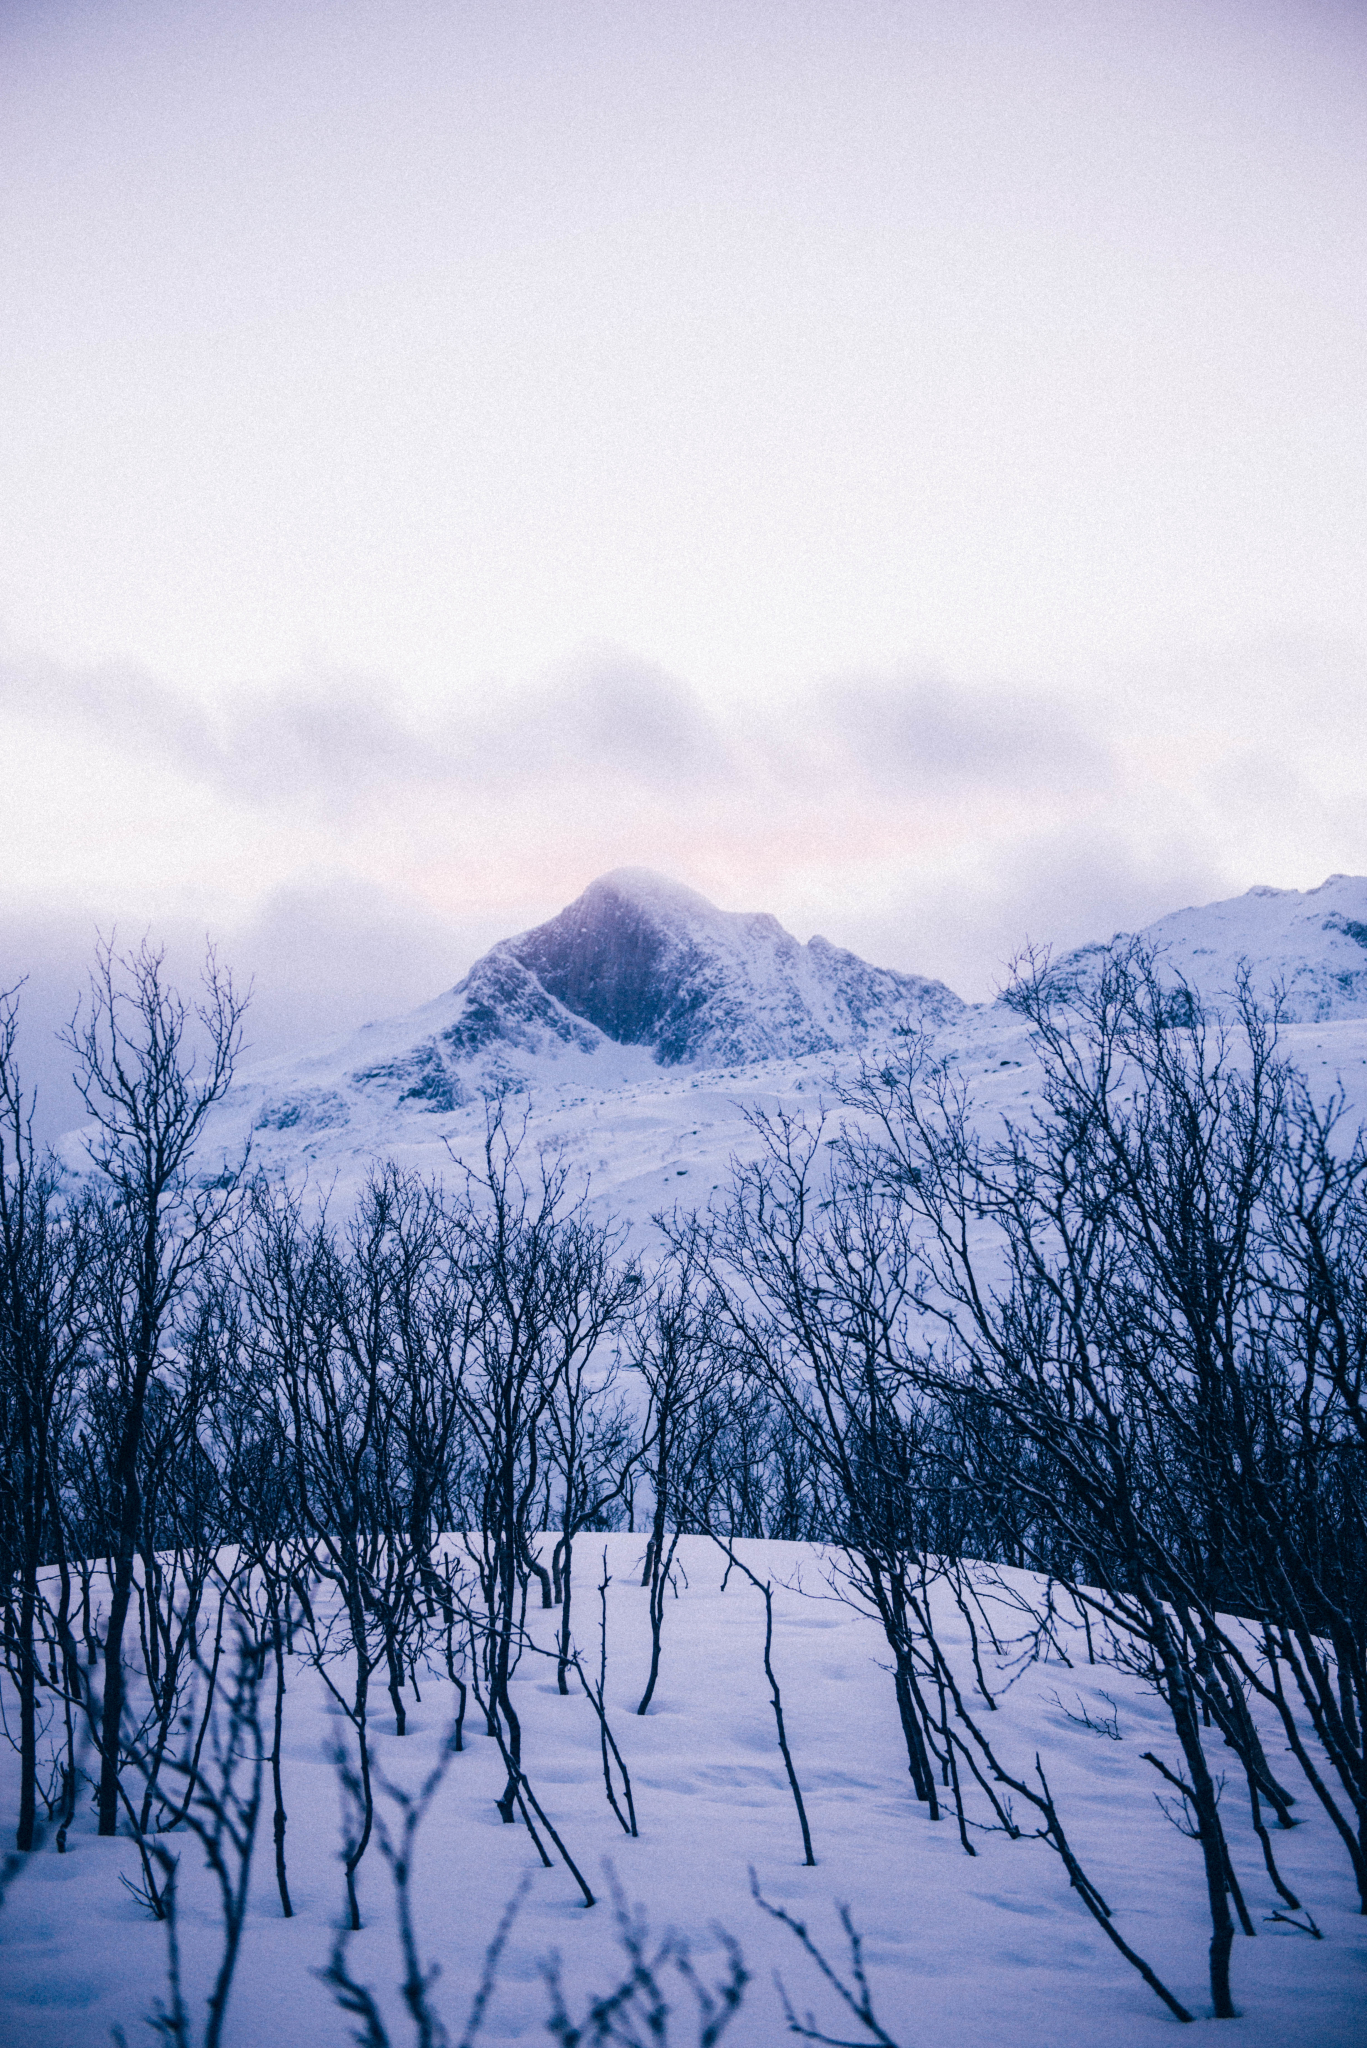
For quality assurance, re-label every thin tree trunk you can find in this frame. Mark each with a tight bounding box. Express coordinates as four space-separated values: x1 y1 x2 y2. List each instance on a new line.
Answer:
98 1310 157 1837
16 1573 37 1851
97 1553 136 1835
343 1675 373 1932
556 1531 574 1695
1159 1629 1237 2018
636 1530 679 1715
756 1571 814 1865
385 1635 407 1737
270 1599 293 1917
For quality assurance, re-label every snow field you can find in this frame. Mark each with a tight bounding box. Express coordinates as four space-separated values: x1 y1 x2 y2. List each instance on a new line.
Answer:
2 1537 1364 2047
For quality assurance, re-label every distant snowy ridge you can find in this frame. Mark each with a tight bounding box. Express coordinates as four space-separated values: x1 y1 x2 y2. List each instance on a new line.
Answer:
1052 872 1367 1023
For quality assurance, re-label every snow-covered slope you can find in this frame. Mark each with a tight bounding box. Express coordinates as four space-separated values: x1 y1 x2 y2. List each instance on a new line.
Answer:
2 1539 1362 2046
1058 872 1367 1022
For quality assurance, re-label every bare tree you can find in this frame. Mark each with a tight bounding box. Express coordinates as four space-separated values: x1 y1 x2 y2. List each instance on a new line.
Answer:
63 939 247 1838
453 1116 588 1820
242 1177 397 1930
0 985 91 1851
538 1212 639 1693
713 1540 815 1866
116 1623 267 2048
695 1116 947 1816
627 1232 730 1717
840 943 1358 2012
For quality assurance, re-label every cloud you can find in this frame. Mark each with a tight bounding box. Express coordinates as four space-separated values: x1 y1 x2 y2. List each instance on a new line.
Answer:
813 674 1112 799
509 652 729 788
0 643 446 813
0 644 219 776
0 638 732 813
0 635 1185 842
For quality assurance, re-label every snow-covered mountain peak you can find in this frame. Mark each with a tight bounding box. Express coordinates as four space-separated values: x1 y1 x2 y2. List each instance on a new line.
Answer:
206 873 963 1176
500 869 963 1066
574 867 723 922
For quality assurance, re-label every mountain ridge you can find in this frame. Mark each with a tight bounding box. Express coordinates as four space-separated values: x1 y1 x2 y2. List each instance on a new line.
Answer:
61 869 1367 1219
1052 871 1367 1023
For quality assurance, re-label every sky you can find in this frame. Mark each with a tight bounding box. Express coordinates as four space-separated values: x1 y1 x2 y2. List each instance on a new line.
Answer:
1 0 1365 1126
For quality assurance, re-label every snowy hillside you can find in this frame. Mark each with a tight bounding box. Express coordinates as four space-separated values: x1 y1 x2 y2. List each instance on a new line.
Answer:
3 1539 1363 2047
1057 872 1367 1023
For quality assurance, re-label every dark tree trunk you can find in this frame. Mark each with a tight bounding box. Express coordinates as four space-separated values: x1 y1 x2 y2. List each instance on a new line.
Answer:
270 1599 293 1917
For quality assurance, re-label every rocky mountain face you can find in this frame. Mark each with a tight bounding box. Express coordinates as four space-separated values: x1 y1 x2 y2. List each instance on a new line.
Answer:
415 866 962 1091
494 868 962 1066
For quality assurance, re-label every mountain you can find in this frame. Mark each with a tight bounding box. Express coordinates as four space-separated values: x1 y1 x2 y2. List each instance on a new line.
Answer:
72 870 1367 1226
485 868 962 1065
320 866 960 1112
214 869 962 1180
1054 872 1367 1023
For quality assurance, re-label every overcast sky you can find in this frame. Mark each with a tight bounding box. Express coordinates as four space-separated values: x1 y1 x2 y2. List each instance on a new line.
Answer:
2 0 1365 1124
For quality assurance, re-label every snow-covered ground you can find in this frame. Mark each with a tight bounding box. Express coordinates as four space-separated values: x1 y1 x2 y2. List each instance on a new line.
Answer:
2 1538 1364 2047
